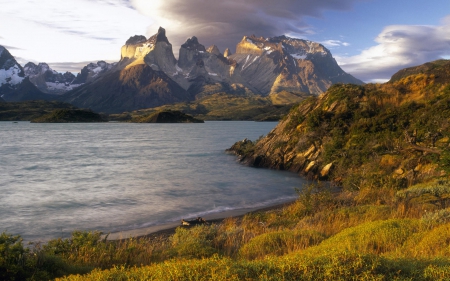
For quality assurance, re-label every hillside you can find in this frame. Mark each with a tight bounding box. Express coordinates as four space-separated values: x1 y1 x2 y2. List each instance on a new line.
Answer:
0 100 77 121
31 108 106 123
131 110 204 123
113 91 312 121
229 60 450 190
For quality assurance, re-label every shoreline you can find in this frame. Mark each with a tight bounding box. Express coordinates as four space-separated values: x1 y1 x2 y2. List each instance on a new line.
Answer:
106 199 296 241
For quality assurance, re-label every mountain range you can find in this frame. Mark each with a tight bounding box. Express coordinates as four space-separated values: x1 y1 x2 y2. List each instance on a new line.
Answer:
0 27 363 113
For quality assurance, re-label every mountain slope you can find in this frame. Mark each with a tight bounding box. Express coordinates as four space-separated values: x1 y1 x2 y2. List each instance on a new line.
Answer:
62 63 191 114
61 28 194 113
228 60 450 190
0 45 53 102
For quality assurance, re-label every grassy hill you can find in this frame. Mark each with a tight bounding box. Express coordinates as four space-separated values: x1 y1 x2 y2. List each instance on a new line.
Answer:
131 110 204 123
0 100 77 121
31 108 106 123
229 60 450 190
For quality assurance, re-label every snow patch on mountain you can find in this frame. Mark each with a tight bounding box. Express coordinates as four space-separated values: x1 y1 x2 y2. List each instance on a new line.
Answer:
291 53 307 60
0 65 24 86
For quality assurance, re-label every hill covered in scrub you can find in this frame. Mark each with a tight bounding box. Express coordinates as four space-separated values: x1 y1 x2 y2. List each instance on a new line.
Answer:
228 59 450 190
0 100 77 121
131 110 204 123
31 108 106 123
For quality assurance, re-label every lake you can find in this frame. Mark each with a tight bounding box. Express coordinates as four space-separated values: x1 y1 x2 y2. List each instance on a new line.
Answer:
0 121 308 241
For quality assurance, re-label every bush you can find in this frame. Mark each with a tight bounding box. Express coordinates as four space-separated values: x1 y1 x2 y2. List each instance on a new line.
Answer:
0 232 29 281
169 225 218 259
239 229 325 260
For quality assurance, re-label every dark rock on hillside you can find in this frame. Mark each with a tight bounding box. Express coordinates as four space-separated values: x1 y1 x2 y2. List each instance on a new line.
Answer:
125 35 147 45
132 110 204 123
31 108 105 123
71 61 115 85
178 37 207 69
61 63 192 114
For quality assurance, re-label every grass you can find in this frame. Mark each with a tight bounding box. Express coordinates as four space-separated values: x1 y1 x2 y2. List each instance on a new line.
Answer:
3 180 450 280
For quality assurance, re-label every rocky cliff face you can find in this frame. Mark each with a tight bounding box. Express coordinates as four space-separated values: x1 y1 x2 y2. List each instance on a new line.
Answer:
0 46 52 101
0 45 25 99
227 35 363 96
228 60 450 188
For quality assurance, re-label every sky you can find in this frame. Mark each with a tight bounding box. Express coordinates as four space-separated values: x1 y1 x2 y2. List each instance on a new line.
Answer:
0 0 449 82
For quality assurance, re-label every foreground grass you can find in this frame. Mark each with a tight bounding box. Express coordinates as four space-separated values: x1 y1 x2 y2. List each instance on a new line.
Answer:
2 180 450 280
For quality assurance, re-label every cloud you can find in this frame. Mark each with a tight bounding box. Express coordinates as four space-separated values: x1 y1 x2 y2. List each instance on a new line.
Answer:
321 40 350 48
337 16 450 82
46 61 117 73
130 0 365 54
0 0 153 63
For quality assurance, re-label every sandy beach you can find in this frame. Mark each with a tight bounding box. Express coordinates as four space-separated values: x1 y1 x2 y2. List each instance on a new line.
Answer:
106 200 296 241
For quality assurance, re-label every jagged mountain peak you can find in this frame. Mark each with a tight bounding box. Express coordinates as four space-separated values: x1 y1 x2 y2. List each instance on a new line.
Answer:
236 35 283 56
125 35 147 45
181 36 206 52
147 26 170 45
24 62 51 75
0 45 25 89
207 45 222 56
223 48 232 58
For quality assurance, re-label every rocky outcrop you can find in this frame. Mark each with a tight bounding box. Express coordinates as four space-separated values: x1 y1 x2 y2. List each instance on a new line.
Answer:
228 62 450 185
119 27 177 75
207 45 222 56
223 48 232 58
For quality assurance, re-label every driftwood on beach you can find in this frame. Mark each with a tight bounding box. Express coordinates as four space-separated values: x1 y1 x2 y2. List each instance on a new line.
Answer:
180 217 207 226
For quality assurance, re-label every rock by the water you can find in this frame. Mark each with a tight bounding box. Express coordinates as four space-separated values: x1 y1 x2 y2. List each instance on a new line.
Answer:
132 110 204 123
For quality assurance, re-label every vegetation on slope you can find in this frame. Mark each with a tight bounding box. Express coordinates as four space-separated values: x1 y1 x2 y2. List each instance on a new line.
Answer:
131 110 204 123
0 100 77 121
229 61 450 192
110 91 311 122
2 179 450 280
31 109 106 123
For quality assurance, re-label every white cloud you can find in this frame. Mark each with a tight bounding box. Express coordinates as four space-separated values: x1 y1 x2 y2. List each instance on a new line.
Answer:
0 0 153 70
336 15 450 82
321 40 350 48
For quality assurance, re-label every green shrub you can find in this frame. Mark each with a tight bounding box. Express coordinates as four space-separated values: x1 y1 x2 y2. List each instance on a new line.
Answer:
308 219 422 256
169 225 218 259
239 229 325 260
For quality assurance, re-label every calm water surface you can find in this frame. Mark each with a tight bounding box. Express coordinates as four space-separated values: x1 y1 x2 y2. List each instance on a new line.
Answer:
0 121 307 241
